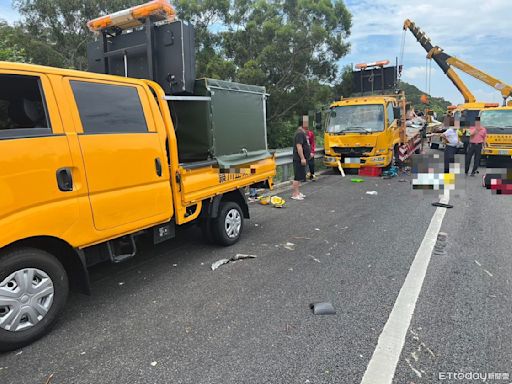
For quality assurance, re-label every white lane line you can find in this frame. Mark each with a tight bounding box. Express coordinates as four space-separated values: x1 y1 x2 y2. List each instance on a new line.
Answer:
360 191 450 384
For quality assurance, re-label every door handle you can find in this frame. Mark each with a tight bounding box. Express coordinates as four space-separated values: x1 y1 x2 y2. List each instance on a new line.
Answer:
155 157 162 177
56 168 73 192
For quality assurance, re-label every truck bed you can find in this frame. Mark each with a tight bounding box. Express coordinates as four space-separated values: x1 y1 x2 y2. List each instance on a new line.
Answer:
178 156 276 205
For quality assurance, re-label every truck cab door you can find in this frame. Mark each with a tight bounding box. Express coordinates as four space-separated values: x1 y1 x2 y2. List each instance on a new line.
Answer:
0 71 78 246
64 78 172 231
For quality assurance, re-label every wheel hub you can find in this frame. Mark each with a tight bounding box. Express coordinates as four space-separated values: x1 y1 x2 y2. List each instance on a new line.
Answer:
224 208 242 239
0 268 54 332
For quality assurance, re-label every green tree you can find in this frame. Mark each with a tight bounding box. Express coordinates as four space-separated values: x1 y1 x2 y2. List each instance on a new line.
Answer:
175 0 352 148
0 21 27 62
14 0 142 69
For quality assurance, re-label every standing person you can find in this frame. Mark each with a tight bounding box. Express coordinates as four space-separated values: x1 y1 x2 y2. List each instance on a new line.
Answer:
292 118 310 200
465 116 487 176
458 121 470 154
441 122 459 173
304 116 316 181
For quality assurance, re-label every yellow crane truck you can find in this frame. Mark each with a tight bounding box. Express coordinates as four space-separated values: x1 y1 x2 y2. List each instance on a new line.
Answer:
0 2 275 351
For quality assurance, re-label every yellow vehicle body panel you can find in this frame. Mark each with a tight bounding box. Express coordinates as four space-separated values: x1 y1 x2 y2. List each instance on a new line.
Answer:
323 96 401 169
481 106 512 157
0 61 275 250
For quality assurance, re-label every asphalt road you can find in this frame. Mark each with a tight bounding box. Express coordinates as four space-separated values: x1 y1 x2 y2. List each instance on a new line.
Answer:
1 153 511 384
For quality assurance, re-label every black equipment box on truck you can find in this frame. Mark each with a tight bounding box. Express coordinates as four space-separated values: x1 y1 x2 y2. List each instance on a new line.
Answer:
88 19 195 95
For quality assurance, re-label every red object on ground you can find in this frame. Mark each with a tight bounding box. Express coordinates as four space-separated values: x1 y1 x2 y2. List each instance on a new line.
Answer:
358 166 382 177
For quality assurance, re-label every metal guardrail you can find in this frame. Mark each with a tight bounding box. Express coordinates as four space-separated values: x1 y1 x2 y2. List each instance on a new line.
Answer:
272 148 325 182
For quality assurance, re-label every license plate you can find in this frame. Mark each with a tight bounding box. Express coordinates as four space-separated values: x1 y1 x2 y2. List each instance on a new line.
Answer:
499 150 509 155
345 157 361 164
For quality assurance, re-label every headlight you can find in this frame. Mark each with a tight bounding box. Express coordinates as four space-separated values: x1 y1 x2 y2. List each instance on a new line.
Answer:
324 156 337 163
376 149 388 154
373 156 386 162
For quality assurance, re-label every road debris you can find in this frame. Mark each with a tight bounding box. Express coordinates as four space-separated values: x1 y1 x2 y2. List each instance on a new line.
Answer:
433 232 448 256
118 282 125 286
309 256 321 263
45 374 55 384
150 361 158 367
211 254 257 270
15 350 22 356
284 242 295 250
310 302 336 315
366 191 378 195
351 178 364 183
432 202 453 208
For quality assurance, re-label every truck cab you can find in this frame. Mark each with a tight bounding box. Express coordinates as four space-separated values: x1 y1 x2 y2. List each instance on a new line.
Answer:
481 106 512 167
323 96 402 169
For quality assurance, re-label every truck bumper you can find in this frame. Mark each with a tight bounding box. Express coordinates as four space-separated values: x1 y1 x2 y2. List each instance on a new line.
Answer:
323 152 392 168
482 148 512 156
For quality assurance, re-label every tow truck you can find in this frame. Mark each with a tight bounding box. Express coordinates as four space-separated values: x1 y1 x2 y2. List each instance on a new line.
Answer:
323 61 423 172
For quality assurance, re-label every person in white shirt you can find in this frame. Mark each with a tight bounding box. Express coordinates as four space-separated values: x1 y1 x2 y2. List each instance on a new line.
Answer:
441 122 460 173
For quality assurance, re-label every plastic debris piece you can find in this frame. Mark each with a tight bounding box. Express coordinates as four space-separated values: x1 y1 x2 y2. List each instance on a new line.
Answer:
284 242 295 251
351 178 364 183
233 254 257 261
431 202 453 208
211 254 257 270
211 259 230 271
15 351 22 356
172 264 178 267
398 178 407 182
118 282 125 286
310 302 336 315
366 191 378 195
150 361 158 367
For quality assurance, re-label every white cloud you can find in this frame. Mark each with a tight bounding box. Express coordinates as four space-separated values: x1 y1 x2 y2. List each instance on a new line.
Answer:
402 65 437 82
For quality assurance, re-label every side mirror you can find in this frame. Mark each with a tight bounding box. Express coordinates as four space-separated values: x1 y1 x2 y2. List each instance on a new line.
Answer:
393 106 401 120
315 111 322 130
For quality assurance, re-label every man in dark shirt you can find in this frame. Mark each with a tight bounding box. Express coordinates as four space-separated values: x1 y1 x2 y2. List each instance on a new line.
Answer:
292 117 310 200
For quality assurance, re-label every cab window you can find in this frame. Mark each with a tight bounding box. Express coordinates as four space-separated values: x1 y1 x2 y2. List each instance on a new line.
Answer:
71 81 148 134
387 103 394 126
0 74 51 139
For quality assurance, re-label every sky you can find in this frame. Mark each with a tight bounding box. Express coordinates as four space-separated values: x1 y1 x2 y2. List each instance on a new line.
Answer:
1 0 511 105
342 0 512 105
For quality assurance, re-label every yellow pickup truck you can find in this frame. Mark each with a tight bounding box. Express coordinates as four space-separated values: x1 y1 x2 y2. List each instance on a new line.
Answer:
323 94 423 170
0 61 275 351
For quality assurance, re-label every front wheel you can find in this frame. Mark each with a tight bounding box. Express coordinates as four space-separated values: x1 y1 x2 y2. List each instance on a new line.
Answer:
0 248 69 352
212 201 244 246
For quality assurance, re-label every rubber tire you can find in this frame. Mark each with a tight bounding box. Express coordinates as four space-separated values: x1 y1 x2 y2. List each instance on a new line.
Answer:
212 201 244 246
0 248 69 352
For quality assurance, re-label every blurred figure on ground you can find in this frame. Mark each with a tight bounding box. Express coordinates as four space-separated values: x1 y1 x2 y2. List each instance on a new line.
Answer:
292 117 310 200
465 116 487 176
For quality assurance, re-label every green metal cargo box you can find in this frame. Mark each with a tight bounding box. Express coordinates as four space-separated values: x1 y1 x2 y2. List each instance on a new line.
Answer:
170 78 271 168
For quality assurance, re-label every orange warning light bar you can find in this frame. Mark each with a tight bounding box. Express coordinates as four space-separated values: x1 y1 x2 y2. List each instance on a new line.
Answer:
484 103 499 108
87 0 176 32
355 60 390 70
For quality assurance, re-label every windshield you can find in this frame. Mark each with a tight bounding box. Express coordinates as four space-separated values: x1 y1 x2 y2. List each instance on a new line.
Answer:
327 104 385 134
454 110 480 127
481 110 512 133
